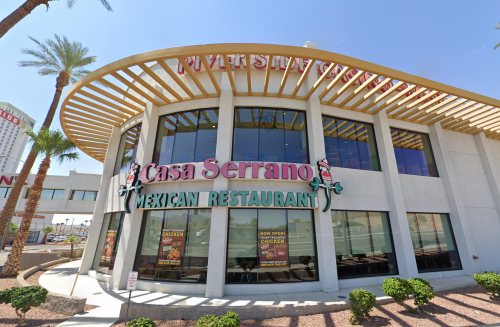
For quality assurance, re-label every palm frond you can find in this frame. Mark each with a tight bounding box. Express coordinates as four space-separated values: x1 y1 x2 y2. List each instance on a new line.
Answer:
26 129 79 164
66 0 113 11
19 34 97 81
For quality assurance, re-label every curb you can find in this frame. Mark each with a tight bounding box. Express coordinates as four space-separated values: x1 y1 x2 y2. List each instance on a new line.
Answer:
16 257 87 316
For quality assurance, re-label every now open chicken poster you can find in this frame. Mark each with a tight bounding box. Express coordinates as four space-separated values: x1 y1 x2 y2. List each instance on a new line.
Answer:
258 229 289 268
101 230 117 262
158 228 185 266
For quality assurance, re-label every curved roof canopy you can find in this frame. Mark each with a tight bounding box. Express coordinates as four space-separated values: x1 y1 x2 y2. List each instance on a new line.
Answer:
60 43 500 162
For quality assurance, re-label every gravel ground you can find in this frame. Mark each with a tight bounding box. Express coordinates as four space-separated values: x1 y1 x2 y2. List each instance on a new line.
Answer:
112 286 500 327
0 261 98 326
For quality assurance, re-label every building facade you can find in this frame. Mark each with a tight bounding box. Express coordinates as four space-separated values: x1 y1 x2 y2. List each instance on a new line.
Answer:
0 170 101 243
0 102 35 173
65 44 500 297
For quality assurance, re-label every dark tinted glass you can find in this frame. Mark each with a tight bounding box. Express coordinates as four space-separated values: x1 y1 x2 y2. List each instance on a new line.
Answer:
323 115 380 171
172 111 199 163
226 209 317 283
134 209 211 283
407 213 462 273
83 191 97 201
114 124 142 175
392 128 438 177
233 108 309 163
153 109 218 165
332 211 398 279
233 108 259 161
97 212 125 274
284 111 309 163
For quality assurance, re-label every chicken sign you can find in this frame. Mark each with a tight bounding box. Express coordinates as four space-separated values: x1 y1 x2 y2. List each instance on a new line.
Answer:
310 159 343 212
118 163 144 213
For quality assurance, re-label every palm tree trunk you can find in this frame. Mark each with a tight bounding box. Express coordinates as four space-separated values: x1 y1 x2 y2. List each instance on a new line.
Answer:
2 232 11 249
0 75 66 250
41 232 48 244
1 156 50 276
0 0 52 40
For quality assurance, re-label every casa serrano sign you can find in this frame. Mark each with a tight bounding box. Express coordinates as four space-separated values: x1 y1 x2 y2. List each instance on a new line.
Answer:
118 158 342 213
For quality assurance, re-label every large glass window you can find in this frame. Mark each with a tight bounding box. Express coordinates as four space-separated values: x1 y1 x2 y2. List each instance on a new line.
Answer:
391 128 438 177
226 209 317 283
0 187 11 198
114 124 142 175
26 189 65 200
407 213 461 273
153 109 219 165
96 212 125 275
134 209 211 283
332 211 398 279
233 108 309 163
71 190 98 201
323 116 380 171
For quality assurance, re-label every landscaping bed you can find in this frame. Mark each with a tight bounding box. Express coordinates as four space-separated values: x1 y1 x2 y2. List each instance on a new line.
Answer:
0 261 97 326
111 286 500 327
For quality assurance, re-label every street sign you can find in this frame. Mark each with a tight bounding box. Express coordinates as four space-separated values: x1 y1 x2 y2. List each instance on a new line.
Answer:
127 271 138 291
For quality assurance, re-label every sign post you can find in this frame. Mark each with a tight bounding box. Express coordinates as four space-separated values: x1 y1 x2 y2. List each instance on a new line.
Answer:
125 271 138 326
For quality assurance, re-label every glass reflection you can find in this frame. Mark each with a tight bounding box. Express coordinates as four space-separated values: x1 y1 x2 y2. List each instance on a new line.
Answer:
407 213 462 272
226 209 317 283
323 115 380 171
332 211 398 279
233 108 309 163
96 212 125 275
134 209 211 283
153 109 218 166
391 128 438 177
115 124 142 175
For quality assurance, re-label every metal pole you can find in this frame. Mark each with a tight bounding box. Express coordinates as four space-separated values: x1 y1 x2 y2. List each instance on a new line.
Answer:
125 290 132 326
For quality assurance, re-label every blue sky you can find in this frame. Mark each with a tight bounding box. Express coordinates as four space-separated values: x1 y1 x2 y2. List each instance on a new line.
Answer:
1 0 500 178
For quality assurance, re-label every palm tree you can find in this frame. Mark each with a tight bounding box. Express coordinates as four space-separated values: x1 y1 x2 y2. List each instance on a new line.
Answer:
79 223 84 236
1 129 78 276
59 223 64 235
64 218 69 235
1 222 19 249
63 235 82 261
40 225 54 244
0 0 112 40
0 35 97 247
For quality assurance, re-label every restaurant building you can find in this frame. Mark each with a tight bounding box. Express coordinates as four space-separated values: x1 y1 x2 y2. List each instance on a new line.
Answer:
65 43 500 297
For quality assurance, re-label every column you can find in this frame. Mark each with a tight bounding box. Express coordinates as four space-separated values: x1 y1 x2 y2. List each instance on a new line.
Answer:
429 123 478 274
59 169 76 212
474 132 500 219
373 112 419 278
79 126 122 274
112 103 159 289
304 72 339 292
205 74 233 298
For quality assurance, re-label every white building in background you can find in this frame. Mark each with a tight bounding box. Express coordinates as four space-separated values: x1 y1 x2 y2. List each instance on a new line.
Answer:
0 102 36 173
0 169 101 243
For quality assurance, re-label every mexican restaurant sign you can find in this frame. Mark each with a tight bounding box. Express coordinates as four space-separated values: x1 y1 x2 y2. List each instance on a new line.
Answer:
118 158 341 213
177 55 443 103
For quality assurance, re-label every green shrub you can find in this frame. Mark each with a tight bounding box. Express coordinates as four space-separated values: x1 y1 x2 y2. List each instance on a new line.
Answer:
126 317 156 327
0 286 48 326
197 310 240 327
348 289 376 325
382 278 413 309
473 271 500 301
408 278 434 312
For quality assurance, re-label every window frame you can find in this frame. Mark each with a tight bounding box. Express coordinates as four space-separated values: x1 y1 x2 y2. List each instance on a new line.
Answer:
322 115 381 171
225 208 319 284
152 108 219 166
391 128 439 177
331 209 399 279
114 124 142 176
232 107 310 164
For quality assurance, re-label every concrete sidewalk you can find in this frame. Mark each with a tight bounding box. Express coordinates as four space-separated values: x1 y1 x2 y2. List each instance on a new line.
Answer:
40 260 479 326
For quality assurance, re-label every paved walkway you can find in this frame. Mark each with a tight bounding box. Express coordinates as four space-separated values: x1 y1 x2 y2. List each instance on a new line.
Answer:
39 260 479 327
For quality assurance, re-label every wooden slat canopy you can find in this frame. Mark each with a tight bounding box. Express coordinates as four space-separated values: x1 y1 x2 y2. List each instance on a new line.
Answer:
60 43 500 162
